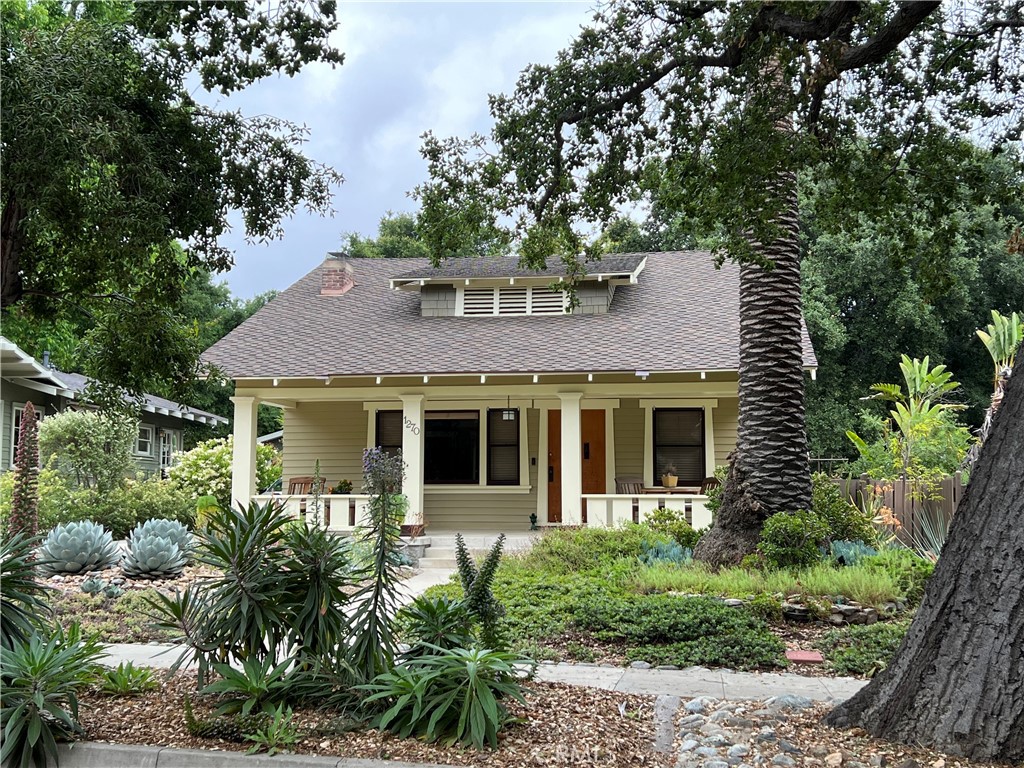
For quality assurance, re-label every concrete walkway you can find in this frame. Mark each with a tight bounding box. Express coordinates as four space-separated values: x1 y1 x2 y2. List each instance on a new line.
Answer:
100 643 864 703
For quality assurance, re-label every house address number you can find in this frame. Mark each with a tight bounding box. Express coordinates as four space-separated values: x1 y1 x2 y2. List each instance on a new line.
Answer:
404 416 420 436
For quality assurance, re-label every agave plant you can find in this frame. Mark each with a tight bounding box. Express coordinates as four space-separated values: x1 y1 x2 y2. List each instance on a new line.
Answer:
122 532 187 580
133 519 193 559
80 576 107 595
37 521 121 576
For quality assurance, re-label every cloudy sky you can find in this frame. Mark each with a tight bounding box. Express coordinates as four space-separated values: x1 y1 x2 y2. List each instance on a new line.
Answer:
210 2 596 298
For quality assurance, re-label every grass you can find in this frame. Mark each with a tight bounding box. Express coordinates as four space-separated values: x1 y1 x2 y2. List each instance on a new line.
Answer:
51 589 174 644
632 561 904 608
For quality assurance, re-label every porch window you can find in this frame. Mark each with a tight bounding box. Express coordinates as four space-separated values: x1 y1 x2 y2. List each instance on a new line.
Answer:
424 411 479 484
487 408 520 485
652 408 704 485
376 411 403 456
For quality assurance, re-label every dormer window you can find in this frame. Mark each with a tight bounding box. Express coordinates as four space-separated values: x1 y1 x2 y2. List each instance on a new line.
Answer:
460 286 567 316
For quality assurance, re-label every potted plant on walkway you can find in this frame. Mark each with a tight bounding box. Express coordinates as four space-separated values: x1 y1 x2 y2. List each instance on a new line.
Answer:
661 464 679 488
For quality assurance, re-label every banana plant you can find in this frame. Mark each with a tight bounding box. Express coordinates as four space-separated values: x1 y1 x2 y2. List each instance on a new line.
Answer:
976 310 1023 381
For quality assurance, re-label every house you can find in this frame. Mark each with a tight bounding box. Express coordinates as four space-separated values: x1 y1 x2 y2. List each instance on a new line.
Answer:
203 251 818 533
0 336 228 474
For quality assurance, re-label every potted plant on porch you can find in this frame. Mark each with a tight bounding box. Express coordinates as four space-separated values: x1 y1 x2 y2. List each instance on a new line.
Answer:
661 464 679 488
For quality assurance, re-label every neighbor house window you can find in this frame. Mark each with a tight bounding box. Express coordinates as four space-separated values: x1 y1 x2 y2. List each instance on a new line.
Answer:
652 408 704 486
159 430 181 470
424 411 479 484
10 404 24 465
376 411 403 457
136 425 155 456
487 408 520 485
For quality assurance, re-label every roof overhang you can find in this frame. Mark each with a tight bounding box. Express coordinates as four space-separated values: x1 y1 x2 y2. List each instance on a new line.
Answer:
0 339 69 389
389 257 647 292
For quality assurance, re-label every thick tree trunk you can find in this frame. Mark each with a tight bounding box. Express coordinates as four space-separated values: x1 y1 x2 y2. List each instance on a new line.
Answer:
2 196 26 307
826 369 1024 761
695 167 812 567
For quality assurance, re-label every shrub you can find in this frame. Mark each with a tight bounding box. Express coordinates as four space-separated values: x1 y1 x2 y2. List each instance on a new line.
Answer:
38 409 137 492
524 525 672 572
829 540 878 567
95 661 159 695
1 531 50 649
746 593 783 623
361 647 532 749
9 401 40 536
37 520 121 575
195 495 220 531
643 507 702 549
757 509 829 569
398 596 474 660
0 624 104 768
168 436 280 508
573 594 785 670
811 473 875 543
861 549 935 604
817 622 910 676
203 656 294 717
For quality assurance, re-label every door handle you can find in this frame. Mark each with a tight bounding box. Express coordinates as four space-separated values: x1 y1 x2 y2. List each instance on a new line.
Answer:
583 442 590 460
548 466 554 482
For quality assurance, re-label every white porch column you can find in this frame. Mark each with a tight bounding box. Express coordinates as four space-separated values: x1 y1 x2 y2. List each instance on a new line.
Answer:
559 393 583 526
400 394 425 527
230 396 259 506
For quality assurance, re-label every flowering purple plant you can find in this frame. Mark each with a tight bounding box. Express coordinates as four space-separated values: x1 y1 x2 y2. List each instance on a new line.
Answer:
362 447 405 496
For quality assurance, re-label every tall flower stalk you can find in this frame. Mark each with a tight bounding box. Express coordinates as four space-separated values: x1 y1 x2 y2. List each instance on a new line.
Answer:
9 402 39 536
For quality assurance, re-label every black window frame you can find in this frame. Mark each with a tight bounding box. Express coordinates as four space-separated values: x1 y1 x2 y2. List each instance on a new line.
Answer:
486 408 520 486
424 410 480 485
652 407 705 486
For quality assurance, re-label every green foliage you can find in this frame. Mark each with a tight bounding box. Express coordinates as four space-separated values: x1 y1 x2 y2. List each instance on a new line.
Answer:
102 583 124 600
977 310 1023 378
348 448 407 682
829 540 878 567
638 540 692 566
37 521 121 576
9 401 39 537
203 656 294 717
523 525 673 573
244 703 300 756
0 532 50 650
746 593 783 623
80 577 107 595
195 495 221 531
817 622 910 677
861 549 935 605
455 533 506 649
0 624 104 768
95 662 158 695
345 211 431 259
703 466 728 518
757 510 829 570
398 596 474 661
168 437 280 509
38 410 138 493
360 647 532 750
51 589 174 645
811 473 875 544
643 507 702 549
121 531 187 580
0 3 342 397
574 595 785 670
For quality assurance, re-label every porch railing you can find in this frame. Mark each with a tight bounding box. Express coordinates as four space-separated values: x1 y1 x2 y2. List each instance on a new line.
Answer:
581 493 713 530
252 494 373 533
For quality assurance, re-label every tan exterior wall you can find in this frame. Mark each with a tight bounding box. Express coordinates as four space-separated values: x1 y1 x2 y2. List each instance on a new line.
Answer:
713 397 738 468
613 398 644 478
282 401 367 489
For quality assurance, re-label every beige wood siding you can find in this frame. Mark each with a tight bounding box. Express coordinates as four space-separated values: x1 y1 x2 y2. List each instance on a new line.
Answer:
613 399 644 478
282 401 368 489
713 398 738 468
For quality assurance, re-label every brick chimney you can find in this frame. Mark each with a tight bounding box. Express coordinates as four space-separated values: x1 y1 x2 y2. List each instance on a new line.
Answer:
320 253 355 296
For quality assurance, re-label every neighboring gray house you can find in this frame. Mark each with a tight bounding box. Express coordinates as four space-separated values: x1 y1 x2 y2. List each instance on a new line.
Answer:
1 336 228 474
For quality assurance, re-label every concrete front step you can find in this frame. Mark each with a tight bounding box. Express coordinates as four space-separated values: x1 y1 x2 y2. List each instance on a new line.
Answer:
418 558 457 569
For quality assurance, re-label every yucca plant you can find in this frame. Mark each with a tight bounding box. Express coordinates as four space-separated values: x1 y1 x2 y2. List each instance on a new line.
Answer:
0 532 50 650
122 532 187 580
37 521 120 576
0 623 104 768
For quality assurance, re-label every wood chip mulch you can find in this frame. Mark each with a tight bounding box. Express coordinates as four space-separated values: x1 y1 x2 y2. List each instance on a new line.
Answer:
78 673 672 767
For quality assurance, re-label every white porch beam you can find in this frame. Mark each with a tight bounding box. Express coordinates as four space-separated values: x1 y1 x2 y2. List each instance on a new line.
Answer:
558 393 583 526
230 396 260 506
400 394 426 528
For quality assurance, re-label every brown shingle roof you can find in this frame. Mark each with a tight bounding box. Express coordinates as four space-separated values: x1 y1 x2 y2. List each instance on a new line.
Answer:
390 252 645 280
202 251 818 378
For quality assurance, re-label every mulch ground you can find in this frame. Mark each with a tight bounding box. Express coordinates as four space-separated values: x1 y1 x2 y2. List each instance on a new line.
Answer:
78 673 672 767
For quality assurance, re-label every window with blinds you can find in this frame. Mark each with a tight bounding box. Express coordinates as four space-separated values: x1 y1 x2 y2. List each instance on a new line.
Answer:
458 287 566 316
652 408 705 485
487 409 520 485
376 411 402 457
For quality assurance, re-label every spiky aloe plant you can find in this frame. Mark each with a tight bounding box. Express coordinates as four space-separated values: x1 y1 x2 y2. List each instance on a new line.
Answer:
37 521 120 576
1 531 50 649
9 401 39 536
122 532 187 580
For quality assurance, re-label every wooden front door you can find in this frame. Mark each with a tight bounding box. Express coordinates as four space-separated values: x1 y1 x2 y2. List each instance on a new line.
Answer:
547 409 607 523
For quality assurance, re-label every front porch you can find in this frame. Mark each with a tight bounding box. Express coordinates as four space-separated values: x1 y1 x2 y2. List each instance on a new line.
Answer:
229 374 735 533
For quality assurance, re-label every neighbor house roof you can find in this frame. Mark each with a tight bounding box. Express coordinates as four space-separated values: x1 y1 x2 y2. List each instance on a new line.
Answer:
55 373 227 426
203 251 818 379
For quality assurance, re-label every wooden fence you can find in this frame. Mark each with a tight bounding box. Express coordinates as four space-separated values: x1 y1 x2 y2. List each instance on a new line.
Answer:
833 473 963 546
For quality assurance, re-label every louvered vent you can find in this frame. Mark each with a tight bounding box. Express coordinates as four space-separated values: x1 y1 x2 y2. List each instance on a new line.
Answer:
463 288 496 315
530 288 566 315
498 287 528 314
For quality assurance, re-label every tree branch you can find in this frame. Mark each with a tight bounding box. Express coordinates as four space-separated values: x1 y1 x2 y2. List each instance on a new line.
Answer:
836 1 942 72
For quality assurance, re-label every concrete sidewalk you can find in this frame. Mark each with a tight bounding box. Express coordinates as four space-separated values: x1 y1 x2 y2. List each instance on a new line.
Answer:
100 643 865 703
